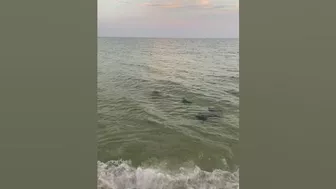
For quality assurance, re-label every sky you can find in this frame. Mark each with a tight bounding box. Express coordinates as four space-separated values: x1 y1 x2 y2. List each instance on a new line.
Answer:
98 0 239 38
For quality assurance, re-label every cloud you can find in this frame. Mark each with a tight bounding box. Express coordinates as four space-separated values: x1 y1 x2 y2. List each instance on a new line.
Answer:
211 4 239 11
143 0 238 10
199 0 210 6
114 0 130 3
143 0 183 8
143 2 182 8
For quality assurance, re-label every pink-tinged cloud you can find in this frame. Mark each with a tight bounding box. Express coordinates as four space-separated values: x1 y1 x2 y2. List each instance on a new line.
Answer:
98 0 239 38
199 0 210 6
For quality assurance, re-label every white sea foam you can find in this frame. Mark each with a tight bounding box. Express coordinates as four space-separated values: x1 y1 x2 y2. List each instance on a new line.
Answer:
98 160 239 189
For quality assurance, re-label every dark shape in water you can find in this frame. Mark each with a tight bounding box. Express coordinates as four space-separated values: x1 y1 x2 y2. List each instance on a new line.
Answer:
182 98 192 104
151 90 161 96
195 111 221 121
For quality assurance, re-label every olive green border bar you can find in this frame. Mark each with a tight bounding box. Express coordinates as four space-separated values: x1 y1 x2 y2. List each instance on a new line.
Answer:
240 0 336 189
0 1 96 189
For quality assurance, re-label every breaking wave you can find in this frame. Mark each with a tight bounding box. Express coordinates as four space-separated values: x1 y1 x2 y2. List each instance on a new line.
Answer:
98 160 239 189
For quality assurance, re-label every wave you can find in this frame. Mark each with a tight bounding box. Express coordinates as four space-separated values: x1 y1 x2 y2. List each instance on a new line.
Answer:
98 160 239 189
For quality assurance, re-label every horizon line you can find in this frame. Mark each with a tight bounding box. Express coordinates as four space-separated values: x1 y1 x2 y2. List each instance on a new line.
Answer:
98 36 239 39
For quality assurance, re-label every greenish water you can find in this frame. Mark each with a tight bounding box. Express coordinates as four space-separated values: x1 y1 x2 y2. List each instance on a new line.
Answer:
98 37 239 189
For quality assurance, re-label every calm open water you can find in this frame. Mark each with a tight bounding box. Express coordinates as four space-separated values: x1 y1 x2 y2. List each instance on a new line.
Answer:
98 37 239 189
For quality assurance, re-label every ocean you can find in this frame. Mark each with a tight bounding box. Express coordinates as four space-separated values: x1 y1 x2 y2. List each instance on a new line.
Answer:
98 37 239 189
